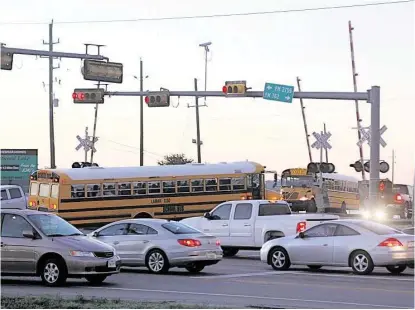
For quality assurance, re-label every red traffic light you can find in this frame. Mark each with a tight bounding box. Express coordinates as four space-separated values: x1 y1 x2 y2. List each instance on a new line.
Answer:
222 86 228 94
72 92 85 100
144 96 150 104
379 181 385 192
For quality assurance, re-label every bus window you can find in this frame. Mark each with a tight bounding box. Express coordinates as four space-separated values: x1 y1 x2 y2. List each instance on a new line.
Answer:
191 179 203 192
232 177 246 190
162 181 176 194
39 184 50 197
119 183 132 196
51 184 59 199
177 180 190 193
103 183 117 196
71 185 85 198
87 184 101 197
133 182 147 195
148 181 161 194
219 178 231 191
30 182 39 196
205 179 218 192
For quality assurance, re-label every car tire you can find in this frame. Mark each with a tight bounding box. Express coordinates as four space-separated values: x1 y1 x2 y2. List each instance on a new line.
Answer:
185 263 205 273
269 247 291 271
85 275 107 285
307 265 322 270
145 249 170 274
40 258 67 287
350 250 374 275
222 247 239 257
386 265 407 274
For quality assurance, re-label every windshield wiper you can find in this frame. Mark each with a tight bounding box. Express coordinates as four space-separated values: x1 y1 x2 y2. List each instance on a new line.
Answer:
48 234 65 237
68 233 84 236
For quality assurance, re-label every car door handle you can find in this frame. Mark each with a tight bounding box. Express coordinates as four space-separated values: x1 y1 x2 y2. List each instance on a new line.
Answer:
222 224 229 227
244 224 251 227
143 240 149 243
323 244 328 246
113 241 120 245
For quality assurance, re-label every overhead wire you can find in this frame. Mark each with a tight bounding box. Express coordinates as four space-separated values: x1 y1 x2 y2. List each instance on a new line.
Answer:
0 0 412 25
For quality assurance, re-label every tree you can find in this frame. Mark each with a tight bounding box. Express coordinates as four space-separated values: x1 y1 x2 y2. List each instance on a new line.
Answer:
157 153 194 165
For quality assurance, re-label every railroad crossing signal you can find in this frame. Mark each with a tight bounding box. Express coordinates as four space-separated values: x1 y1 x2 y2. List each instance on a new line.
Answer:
72 88 105 104
72 162 99 168
145 90 170 107
1 50 13 70
263 82 294 103
75 135 98 153
82 60 123 84
357 125 387 148
311 131 332 150
222 80 247 95
350 160 389 173
307 162 336 174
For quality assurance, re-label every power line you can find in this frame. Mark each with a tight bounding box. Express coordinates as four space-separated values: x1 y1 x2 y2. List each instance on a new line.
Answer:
0 0 412 25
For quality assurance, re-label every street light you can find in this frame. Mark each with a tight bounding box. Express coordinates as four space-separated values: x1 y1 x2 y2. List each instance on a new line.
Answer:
199 41 211 103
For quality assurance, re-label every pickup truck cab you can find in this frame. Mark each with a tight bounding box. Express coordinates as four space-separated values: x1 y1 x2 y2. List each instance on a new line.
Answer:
181 200 339 256
1 185 27 209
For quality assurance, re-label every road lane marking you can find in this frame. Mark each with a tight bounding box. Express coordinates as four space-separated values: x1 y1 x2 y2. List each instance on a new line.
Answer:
283 271 414 282
84 286 410 308
189 271 293 279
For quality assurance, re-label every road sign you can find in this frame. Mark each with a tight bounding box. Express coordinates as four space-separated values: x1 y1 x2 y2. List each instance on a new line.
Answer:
357 125 387 148
311 131 332 150
75 135 98 153
82 60 123 84
263 83 294 103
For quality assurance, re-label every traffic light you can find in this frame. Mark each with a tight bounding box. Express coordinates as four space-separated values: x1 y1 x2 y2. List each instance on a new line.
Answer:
222 80 247 95
307 162 335 174
350 160 389 173
72 88 105 104
349 160 363 172
1 50 13 70
145 90 170 107
72 162 99 168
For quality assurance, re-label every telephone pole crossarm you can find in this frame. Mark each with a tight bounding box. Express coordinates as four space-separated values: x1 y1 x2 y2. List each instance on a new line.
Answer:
1 46 109 61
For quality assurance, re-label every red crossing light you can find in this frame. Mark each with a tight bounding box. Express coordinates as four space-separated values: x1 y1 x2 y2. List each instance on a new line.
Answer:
72 92 85 100
222 86 228 94
145 96 150 104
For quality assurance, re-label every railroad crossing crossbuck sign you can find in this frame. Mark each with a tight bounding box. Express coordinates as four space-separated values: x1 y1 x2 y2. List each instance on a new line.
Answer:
75 135 98 153
311 131 332 150
357 125 387 148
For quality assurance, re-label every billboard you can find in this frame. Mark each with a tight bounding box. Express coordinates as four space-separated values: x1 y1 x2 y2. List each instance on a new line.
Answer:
1 149 38 192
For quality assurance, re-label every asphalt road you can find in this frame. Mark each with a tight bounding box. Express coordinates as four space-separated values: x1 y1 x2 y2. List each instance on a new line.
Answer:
1 251 414 309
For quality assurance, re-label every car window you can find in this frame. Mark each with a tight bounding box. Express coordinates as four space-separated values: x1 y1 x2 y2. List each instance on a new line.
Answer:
354 221 403 235
1 214 33 238
9 188 22 199
258 203 291 216
304 223 337 237
162 222 200 234
335 224 360 236
211 204 232 220
1 190 9 200
234 203 253 220
99 224 128 236
127 223 152 235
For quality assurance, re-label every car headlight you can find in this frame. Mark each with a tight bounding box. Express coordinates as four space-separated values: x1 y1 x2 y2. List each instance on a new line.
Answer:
69 250 95 257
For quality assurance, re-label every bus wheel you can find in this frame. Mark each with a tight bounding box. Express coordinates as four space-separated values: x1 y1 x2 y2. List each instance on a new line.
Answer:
307 200 317 213
341 202 347 214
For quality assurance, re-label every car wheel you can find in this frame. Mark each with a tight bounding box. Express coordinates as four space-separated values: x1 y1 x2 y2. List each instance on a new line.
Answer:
40 258 67 286
185 263 205 273
85 275 107 284
146 249 170 274
386 265 407 274
351 250 374 275
269 247 291 271
307 265 322 270
222 247 239 257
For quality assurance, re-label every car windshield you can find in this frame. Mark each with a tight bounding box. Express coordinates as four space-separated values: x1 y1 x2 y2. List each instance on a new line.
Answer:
354 221 403 235
162 222 200 234
28 214 84 237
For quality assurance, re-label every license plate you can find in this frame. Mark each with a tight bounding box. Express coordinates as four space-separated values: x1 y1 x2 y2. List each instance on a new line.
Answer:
107 258 117 268
408 241 414 248
206 252 216 259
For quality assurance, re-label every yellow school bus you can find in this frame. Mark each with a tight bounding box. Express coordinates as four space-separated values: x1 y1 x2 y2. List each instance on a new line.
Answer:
280 168 360 213
27 161 270 227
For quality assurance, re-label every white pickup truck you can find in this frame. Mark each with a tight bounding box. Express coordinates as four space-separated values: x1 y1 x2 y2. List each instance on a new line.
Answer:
181 200 339 257
0 185 28 209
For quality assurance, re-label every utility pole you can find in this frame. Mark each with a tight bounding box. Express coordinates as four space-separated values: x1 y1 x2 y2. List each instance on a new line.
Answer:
194 78 202 163
391 149 395 184
323 123 329 162
140 58 144 166
296 77 313 163
348 20 366 181
84 126 89 162
42 20 60 169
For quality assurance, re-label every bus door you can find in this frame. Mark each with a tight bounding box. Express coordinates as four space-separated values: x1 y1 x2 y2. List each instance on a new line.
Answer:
247 174 262 199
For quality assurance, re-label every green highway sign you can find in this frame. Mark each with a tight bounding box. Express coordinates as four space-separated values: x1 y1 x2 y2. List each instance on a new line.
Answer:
263 82 294 103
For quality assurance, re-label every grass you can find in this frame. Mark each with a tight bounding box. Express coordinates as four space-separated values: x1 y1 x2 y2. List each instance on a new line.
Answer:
1 295 226 309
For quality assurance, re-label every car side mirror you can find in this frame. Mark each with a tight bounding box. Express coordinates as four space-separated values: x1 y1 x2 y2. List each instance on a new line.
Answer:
23 230 35 239
92 231 99 237
299 232 305 239
204 212 211 219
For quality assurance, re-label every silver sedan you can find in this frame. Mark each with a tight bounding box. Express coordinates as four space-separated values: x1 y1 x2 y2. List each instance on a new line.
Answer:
260 219 414 275
89 219 223 274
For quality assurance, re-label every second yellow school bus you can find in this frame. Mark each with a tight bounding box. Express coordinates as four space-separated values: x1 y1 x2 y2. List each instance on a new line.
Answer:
28 161 270 227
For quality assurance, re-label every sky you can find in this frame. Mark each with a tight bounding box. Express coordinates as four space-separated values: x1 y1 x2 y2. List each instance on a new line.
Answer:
0 0 414 184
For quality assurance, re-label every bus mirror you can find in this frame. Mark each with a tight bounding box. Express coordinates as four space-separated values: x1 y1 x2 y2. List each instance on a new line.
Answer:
274 173 278 181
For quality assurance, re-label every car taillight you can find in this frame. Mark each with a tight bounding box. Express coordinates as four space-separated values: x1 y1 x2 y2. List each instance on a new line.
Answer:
395 194 403 203
178 239 201 247
378 238 403 247
296 221 306 233
216 240 221 246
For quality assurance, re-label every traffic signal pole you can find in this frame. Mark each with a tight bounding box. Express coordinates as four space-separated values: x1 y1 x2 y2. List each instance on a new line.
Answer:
139 59 144 166
105 87 381 213
194 78 202 163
